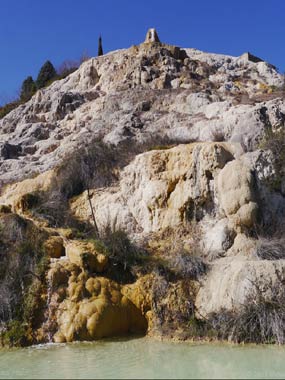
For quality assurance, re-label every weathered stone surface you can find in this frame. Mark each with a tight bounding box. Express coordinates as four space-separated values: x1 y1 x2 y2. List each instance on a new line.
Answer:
195 257 285 318
66 240 108 273
203 218 236 258
48 260 75 289
226 233 257 257
0 170 55 211
217 159 259 228
1 34 285 346
0 40 283 186
52 275 147 343
218 160 256 216
43 236 65 259
71 142 235 234
185 48 282 87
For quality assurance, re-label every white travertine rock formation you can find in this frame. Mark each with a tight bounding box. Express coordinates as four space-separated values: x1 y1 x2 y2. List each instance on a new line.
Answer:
195 257 285 318
70 142 236 234
0 40 284 186
68 140 264 248
1 33 285 332
217 159 258 227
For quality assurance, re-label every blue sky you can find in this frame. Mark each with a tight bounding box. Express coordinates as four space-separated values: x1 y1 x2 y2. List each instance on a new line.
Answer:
0 0 284 104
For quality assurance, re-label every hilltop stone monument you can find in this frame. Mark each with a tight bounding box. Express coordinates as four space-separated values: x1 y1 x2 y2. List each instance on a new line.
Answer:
240 52 263 63
144 28 161 43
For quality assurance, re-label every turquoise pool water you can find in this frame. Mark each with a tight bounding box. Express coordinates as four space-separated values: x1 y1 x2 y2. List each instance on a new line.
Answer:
1 337 285 379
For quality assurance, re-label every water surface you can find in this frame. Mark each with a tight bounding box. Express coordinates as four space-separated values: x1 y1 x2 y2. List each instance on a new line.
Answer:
1 337 285 379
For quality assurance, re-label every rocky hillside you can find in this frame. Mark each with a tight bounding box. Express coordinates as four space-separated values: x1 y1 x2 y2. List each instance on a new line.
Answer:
1 30 285 346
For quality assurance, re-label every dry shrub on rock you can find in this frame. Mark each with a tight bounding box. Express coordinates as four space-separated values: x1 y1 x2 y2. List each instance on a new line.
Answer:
206 286 285 344
256 236 285 260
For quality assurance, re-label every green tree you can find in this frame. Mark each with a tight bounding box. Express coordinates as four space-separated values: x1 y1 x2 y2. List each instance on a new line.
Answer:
20 76 37 102
98 36 103 56
36 60 57 89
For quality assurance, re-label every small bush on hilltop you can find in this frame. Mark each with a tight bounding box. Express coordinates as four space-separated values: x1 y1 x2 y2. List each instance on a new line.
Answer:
57 60 79 79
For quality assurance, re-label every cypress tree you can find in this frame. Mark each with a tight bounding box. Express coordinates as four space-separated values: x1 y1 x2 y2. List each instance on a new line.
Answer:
98 35 103 56
20 76 37 101
36 60 57 89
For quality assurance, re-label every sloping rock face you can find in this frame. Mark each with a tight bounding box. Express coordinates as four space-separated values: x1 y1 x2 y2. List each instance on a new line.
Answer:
195 256 285 318
70 142 261 255
71 142 254 238
1 34 285 345
0 39 284 186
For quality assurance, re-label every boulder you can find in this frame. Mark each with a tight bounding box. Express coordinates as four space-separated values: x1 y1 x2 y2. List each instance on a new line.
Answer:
195 256 285 318
54 277 147 343
0 170 55 211
203 219 236 258
43 236 65 259
47 261 75 289
55 92 85 120
217 159 258 228
66 240 108 273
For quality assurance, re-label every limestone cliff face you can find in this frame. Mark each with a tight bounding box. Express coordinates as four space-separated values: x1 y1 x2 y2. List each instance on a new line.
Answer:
1 32 285 345
70 142 253 239
0 37 284 186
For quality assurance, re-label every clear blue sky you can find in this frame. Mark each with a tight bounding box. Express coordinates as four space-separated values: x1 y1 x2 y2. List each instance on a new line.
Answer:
0 0 284 104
